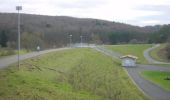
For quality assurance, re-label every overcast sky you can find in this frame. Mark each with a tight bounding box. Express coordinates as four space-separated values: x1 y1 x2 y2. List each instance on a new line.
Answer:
0 0 170 26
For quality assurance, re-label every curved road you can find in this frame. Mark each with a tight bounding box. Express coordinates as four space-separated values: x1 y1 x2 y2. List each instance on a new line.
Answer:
0 48 68 69
126 64 170 100
93 46 170 100
143 44 170 64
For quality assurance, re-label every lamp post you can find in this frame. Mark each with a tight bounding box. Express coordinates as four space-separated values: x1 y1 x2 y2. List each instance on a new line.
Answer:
16 6 22 70
69 34 72 47
80 35 83 47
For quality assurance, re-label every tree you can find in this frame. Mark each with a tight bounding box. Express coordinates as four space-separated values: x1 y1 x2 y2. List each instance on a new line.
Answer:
166 37 170 59
149 25 170 43
0 30 8 47
129 39 138 44
90 33 102 44
21 32 44 50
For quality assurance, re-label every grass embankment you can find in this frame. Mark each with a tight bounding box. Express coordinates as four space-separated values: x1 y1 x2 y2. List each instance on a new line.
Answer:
105 44 152 64
149 44 170 63
0 48 28 57
0 48 148 100
141 71 170 91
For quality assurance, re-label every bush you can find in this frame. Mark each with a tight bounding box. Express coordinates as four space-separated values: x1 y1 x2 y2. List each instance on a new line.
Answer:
0 48 15 56
129 39 138 44
166 38 170 59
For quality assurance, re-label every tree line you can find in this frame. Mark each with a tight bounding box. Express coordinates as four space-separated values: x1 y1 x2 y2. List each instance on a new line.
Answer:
148 24 170 60
0 13 160 50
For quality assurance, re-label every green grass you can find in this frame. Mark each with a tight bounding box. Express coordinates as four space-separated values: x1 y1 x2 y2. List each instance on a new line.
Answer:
105 44 152 64
141 71 170 91
16 49 30 55
0 48 148 100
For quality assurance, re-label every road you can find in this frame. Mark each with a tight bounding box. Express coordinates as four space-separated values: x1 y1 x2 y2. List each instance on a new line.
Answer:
143 44 170 64
93 46 170 100
126 64 170 100
0 48 68 69
94 46 122 59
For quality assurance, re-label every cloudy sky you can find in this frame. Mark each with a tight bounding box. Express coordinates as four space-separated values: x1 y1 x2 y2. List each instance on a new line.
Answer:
0 0 170 26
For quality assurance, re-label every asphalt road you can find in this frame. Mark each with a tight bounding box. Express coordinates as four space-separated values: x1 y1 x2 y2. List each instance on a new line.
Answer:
93 46 170 100
0 48 68 69
126 64 170 100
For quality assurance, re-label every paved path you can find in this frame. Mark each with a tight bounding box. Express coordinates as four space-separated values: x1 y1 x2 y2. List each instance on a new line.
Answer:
126 64 170 100
93 46 170 100
143 44 170 64
0 48 69 69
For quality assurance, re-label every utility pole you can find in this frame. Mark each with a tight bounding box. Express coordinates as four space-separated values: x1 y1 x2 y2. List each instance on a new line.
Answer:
16 6 22 70
80 35 83 47
69 34 72 47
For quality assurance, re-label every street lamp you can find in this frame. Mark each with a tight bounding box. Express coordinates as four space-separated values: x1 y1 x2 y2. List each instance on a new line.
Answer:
80 35 83 47
16 6 22 70
69 34 72 47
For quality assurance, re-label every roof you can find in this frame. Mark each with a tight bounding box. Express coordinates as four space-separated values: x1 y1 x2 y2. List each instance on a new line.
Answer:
120 55 138 59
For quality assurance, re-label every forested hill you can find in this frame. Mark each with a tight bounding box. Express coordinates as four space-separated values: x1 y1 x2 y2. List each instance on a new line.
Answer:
0 13 160 49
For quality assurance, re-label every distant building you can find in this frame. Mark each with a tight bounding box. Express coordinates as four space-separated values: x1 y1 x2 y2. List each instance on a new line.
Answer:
120 55 138 67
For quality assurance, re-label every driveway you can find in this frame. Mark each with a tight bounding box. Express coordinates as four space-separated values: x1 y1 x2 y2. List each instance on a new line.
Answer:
93 46 170 100
0 48 69 69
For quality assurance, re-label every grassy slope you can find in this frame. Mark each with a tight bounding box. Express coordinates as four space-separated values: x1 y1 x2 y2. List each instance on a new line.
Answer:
105 44 152 64
0 48 148 100
141 71 170 91
149 44 170 63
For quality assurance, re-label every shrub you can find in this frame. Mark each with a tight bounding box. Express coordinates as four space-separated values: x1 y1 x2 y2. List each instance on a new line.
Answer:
0 48 15 56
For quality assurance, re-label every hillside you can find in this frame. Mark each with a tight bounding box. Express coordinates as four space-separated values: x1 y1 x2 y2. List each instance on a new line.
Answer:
0 13 160 49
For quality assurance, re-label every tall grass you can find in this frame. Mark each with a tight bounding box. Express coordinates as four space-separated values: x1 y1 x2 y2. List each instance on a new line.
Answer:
0 48 15 56
0 48 29 57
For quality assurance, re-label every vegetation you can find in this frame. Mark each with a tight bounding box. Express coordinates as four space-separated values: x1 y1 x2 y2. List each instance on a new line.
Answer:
0 30 8 47
0 48 148 100
109 31 148 44
148 25 170 43
0 13 159 50
166 39 170 60
105 44 152 64
141 71 170 91
149 44 170 62
21 32 44 50
0 48 28 57
0 48 15 56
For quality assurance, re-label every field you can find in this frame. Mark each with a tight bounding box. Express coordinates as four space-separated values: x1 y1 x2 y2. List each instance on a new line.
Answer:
0 48 148 100
105 44 152 64
141 71 170 91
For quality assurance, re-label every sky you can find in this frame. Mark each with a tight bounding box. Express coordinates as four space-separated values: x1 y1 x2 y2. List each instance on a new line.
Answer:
0 0 170 26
